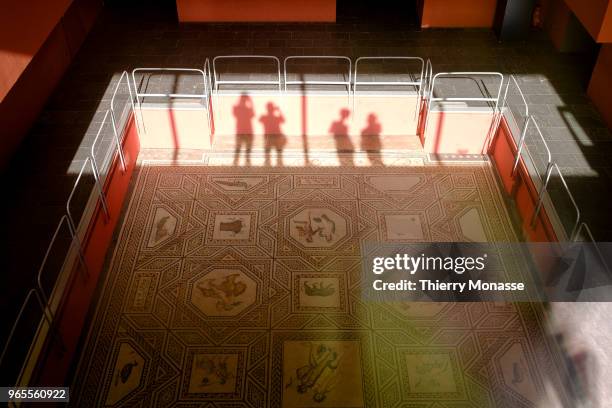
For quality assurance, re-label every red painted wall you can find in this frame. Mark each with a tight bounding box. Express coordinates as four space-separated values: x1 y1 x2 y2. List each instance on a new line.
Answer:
588 44 612 130
0 25 71 170
563 0 612 42
601 8 612 41
0 0 73 101
421 0 497 28
489 118 558 242
176 0 336 22
542 0 572 50
0 0 102 170
35 116 140 386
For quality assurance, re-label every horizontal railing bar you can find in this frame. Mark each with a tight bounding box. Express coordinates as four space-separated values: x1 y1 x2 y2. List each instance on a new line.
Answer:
213 55 281 59
134 93 208 98
132 67 207 74
433 71 505 77
284 56 352 95
214 81 280 85
356 56 425 61
285 55 352 60
213 56 282 93
430 97 499 102
131 68 210 107
354 81 422 86
354 56 424 89
285 81 351 85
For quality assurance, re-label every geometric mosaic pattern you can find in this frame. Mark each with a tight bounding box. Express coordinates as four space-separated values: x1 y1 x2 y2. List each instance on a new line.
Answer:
72 153 570 407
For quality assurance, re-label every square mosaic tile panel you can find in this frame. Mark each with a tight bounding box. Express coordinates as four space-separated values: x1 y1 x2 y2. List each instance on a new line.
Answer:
72 155 569 407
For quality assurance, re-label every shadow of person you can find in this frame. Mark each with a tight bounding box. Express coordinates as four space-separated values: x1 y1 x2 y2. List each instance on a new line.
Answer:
259 102 287 166
360 113 383 166
329 108 354 166
232 93 255 166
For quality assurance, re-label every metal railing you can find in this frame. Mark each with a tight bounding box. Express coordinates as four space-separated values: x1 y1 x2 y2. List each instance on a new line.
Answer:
109 71 135 172
573 222 611 276
424 72 504 148
353 56 425 119
284 56 352 95
0 290 51 382
132 67 213 139
89 112 114 222
428 72 504 109
424 59 434 99
1 71 136 388
132 67 210 103
532 163 580 239
213 55 282 93
37 216 77 317
354 56 424 93
203 58 214 131
504 97 579 240
512 115 552 179
499 75 529 141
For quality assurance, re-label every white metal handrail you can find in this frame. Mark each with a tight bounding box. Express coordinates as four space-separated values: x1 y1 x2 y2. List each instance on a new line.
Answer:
424 59 434 99
132 67 210 102
37 216 71 320
532 163 580 239
109 71 135 172
429 72 504 109
35 217 75 352
500 75 529 130
66 157 99 275
573 222 610 274
34 215 85 356
511 115 552 179
0 290 50 384
284 56 352 95
212 55 282 93
203 58 214 132
353 57 424 91
424 72 504 146
89 111 112 222
131 67 212 138
574 222 595 243
353 56 425 119
496 75 529 150
204 58 213 95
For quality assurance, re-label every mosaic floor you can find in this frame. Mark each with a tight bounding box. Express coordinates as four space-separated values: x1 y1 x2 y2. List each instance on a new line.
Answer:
72 153 570 407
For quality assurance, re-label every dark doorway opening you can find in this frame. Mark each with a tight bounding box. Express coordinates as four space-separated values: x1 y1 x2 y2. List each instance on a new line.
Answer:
103 0 178 21
337 0 420 26
562 13 601 89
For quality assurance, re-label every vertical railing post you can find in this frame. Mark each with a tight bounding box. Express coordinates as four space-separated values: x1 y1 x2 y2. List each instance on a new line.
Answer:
109 109 127 173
